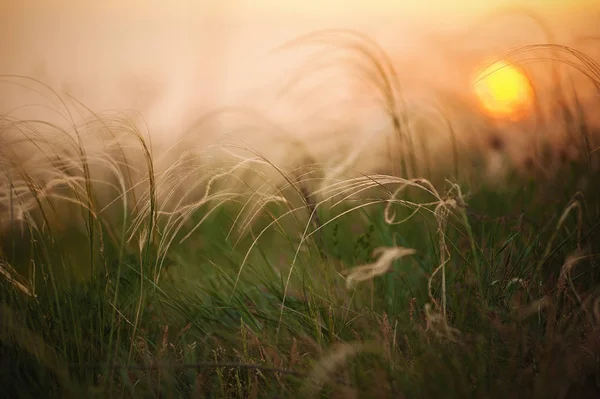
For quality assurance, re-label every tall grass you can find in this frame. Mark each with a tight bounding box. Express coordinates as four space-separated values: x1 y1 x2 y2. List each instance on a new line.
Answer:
1 27 600 398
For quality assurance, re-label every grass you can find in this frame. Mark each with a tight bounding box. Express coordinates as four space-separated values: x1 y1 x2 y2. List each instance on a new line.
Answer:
2 30 600 398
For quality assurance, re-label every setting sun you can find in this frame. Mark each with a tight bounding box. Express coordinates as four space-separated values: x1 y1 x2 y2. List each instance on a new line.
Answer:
473 60 534 120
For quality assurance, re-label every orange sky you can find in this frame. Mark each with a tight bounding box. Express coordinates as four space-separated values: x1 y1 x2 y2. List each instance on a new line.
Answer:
0 0 598 144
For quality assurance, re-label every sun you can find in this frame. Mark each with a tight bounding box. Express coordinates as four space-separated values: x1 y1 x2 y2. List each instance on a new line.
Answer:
473 60 534 120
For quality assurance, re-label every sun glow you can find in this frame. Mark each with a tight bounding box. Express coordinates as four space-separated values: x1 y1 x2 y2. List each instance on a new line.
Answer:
473 60 534 120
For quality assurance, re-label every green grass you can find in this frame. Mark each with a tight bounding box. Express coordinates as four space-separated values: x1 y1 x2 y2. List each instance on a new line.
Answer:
2 37 600 398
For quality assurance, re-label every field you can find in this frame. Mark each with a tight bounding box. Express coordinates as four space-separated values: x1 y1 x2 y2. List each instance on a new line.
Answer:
2 28 600 398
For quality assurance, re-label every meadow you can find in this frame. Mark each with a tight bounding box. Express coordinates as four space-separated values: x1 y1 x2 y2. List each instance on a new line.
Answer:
1 26 600 398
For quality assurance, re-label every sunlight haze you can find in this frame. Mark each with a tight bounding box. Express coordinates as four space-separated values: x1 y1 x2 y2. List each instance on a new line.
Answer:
1 0 598 153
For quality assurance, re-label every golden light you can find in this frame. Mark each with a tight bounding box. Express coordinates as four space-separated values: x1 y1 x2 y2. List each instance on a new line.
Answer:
473 60 534 120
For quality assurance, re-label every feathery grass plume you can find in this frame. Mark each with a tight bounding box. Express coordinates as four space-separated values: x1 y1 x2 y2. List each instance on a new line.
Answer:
342 246 416 289
423 303 461 342
312 174 470 329
486 45 600 91
224 150 339 294
0 260 35 297
176 106 322 188
141 107 327 268
557 251 589 307
381 177 472 324
300 342 365 398
536 193 584 276
430 182 472 323
516 296 552 322
272 29 415 178
222 172 438 340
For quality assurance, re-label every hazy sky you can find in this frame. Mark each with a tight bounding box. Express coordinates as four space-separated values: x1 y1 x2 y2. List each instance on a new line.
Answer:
0 1 598 145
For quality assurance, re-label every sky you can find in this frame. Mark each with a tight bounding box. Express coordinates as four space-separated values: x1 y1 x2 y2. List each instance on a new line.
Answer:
0 0 598 151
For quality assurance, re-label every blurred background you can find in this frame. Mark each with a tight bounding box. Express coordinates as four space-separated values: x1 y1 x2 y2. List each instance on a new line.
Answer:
0 1 598 157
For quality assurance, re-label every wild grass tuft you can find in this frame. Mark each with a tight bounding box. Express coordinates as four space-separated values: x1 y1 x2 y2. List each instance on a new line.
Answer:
2 26 600 399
